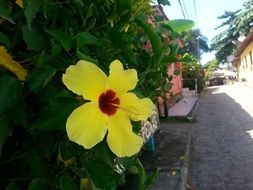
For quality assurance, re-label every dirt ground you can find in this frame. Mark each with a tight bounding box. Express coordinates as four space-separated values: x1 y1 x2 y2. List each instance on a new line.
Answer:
188 84 253 190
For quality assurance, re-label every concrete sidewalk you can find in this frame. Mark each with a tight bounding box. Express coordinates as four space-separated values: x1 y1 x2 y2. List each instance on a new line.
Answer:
142 95 199 190
168 95 199 120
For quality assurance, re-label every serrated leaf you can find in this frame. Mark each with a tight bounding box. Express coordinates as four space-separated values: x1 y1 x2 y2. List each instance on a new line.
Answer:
0 46 27 81
32 97 79 131
27 64 56 92
0 0 15 24
0 32 11 49
0 75 22 114
27 178 47 190
23 0 41 27
135 17 163 65
45 28 72 51
162 19 195 33
22 25 45 51
60 176 79 190
76 32 101 47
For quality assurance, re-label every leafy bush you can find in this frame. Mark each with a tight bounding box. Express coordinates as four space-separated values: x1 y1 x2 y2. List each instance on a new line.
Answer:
0 0 194 189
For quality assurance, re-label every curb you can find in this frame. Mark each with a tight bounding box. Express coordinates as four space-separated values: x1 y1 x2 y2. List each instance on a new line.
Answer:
180 125 192 190
186 97 199 121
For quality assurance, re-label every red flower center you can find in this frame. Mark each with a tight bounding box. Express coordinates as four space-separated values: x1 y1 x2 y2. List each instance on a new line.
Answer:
99 90 120 116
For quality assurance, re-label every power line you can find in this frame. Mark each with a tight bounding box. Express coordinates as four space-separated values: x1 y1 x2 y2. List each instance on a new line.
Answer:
178 0 187 19
193 0 198 26
181 0 190 19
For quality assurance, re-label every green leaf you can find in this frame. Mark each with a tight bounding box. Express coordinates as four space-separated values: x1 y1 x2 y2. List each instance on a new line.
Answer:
0 113 13 149
137 159 146 190
23 0 41 27
60 176 79 190
174 69 181 75
179 54 195 62
161 55 177 64
0 75 22 114
117 0 131 17
32 97 79 131
76 32 101 47
60 140 77 160
27 178 47 190
86 158 120 190
162 19 195 33
26 149 46 177
22 25 45 51
135 17 163 65
5 182 16 190
45 28 73 51
76 51 98 64
145 171 157 188
0 32 11 49
0 0 15 24
94 142 115 167
11 100 29 127
27 64 56 93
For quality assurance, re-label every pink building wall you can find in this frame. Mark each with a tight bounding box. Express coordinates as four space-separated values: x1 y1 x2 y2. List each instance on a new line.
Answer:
166 62 183 105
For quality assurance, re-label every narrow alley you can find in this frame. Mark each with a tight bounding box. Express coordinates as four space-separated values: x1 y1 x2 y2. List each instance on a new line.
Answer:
188 83 253 189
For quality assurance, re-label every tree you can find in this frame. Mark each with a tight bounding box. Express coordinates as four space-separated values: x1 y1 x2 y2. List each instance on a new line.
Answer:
180 29 209 61
203 58 219 79
211 0 253 63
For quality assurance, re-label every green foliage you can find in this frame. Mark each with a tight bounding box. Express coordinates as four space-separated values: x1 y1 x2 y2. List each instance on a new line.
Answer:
211 0 253 63
135 17 163 65
0 0 14 24
0 0 193 189
162 19 195 33
0 75 23 114
180 29 209 61
27 178 47 190
181 54 205 92
204 58 219 79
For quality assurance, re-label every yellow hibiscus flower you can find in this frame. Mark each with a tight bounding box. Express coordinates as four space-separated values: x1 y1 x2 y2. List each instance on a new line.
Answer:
62 59 153 157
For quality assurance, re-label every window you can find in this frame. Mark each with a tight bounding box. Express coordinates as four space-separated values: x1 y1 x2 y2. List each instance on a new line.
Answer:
250 51 253 65
245 56 248 69
250 51 253 71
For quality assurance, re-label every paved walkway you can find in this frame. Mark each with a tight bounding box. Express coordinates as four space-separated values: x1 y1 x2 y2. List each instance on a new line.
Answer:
168 95 199 117
188 84 253 189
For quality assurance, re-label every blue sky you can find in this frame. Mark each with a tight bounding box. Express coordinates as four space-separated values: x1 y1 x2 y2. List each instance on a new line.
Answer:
163 0 247 64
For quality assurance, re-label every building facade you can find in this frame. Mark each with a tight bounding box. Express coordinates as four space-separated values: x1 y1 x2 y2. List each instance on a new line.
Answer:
233 30 253 82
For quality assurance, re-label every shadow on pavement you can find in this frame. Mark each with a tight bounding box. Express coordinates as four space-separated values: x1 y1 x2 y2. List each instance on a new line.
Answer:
188 86 253 190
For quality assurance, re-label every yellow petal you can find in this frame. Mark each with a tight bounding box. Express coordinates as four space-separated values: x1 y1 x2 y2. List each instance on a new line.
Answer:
66 102 107 149
120 93 153 121
0 46 27 81
108 59 137 95
16 0 23 8
62 60 107 101
107 111 143 157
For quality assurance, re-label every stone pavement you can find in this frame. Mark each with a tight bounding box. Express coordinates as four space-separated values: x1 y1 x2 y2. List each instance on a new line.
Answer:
188 84 253 189
142 95 199 190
